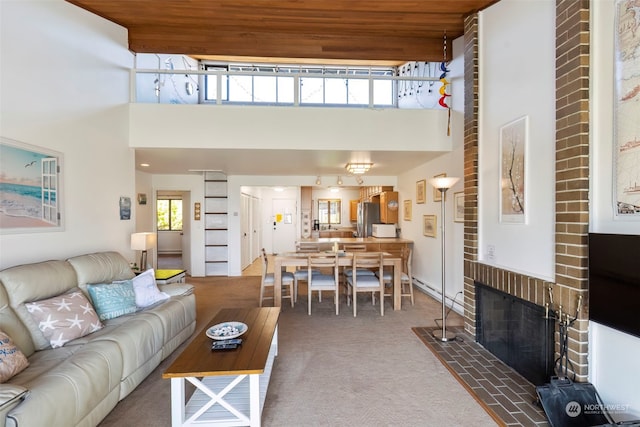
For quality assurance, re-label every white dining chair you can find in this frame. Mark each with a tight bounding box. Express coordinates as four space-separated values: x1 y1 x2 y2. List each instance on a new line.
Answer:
259 248 295 307
346 252 385 317
307 252 340 315
378 246 414 306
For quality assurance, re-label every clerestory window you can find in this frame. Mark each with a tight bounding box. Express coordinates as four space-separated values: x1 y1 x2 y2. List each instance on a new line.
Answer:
203 64 395 107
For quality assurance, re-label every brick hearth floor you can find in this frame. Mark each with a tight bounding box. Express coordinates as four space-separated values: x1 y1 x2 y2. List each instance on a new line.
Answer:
413 326 550 426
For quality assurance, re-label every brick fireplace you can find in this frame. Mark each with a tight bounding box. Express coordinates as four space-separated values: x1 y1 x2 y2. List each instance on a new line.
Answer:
461 1 590 381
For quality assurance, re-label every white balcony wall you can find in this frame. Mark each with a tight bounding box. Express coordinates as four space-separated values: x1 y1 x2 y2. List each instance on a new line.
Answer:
129 105 452 152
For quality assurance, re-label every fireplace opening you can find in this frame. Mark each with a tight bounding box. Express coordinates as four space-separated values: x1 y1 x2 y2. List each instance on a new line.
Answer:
475 281 554 386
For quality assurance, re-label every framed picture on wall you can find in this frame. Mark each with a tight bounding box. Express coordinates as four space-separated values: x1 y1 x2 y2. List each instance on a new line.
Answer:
403 200 412 221
416 180 426 204
454 192 464 223
614 0 640 217
0 138 64 234
423 214 436 238
432 173 446 202
499 116 527 223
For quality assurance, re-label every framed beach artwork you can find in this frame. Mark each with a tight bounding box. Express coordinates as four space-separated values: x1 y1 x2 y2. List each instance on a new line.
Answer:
614 0 640 216
423 214 436 238
0 138 64 233
499 116 527 224
403 200 412 221
416 180 426 204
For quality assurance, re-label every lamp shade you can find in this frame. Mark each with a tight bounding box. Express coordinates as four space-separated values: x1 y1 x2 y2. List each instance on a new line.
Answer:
130 232 156 250
428 176 460 191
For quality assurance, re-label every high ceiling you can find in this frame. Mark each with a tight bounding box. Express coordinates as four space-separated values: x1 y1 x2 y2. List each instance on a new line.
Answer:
65 0 498 64
65 0 499 178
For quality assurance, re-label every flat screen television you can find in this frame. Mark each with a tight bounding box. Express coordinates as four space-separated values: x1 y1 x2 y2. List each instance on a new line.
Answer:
588 233 640 338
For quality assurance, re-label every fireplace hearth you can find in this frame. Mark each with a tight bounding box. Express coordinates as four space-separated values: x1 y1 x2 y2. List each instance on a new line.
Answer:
475 281 554 386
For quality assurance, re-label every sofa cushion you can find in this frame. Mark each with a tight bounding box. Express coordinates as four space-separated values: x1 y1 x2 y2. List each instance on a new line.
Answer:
5 339 123 427
131 269 169 308
0 330 29 383
0 384 29 421
0 260 78 351
87 281 137 321
25 291 103 348
67 251 134 294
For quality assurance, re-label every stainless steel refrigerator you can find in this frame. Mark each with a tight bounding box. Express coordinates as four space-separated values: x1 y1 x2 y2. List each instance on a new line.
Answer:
356 202 380 237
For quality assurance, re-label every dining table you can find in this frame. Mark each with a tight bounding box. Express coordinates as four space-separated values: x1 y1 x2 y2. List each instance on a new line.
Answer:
273 251 404 311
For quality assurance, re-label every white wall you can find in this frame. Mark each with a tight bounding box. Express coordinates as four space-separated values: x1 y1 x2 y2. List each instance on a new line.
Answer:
477 0 556 281
0 0 135 269
589 0 640 419
396 34 465 310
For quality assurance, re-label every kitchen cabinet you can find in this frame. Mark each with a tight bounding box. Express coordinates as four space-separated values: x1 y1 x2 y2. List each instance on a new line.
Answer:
359 186 394 202
350 200 358 222
380 191 399 224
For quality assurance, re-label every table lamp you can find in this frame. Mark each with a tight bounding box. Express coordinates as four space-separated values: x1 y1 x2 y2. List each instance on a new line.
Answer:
130 232 156 270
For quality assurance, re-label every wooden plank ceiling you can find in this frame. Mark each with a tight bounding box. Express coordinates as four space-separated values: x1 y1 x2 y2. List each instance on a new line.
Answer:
65 0 498 65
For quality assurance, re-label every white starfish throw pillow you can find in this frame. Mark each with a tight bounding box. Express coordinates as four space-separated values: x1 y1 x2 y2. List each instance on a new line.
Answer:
25 290 103 348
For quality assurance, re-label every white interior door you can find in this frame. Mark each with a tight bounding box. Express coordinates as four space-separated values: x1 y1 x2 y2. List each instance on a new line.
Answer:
272 198 297 254
240 193 251 270
181 191 191 273
251 196 261 261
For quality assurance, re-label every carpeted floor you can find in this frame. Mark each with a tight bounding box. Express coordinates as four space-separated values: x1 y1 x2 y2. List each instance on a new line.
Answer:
98 275 499 427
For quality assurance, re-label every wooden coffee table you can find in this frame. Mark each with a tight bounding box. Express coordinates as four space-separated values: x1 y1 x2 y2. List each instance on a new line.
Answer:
163 307 280 426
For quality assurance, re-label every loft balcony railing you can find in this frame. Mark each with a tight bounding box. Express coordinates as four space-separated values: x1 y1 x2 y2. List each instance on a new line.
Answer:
131 68 447 109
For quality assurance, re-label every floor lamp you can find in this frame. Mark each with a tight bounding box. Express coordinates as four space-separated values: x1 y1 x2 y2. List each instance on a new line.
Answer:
428 176 460 342
131 232 156 271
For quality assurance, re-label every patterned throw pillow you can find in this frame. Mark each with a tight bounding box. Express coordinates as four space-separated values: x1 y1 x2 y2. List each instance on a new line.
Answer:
131 269 170 308
86 281 137 321
0 330 29 383
25 291 103 349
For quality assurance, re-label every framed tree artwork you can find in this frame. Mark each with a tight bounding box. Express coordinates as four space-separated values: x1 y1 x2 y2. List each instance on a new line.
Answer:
500 116 527 223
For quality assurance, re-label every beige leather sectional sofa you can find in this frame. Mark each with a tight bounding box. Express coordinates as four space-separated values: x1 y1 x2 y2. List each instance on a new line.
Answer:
0 251 196 427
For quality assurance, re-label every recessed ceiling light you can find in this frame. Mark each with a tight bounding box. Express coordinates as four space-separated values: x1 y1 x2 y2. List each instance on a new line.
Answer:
140 163 150 167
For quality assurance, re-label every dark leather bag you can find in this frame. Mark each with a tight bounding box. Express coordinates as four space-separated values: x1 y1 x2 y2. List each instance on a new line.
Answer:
536 377 612 427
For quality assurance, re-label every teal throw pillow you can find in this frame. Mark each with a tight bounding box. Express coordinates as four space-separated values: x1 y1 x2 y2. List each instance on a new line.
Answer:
87 281 137 321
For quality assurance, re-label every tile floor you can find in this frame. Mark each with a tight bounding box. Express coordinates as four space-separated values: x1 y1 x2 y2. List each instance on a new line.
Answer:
413 326 550 427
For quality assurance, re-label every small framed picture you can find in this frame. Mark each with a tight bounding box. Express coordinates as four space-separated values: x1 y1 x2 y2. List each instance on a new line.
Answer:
454 192 464 223
423 214 436 238
433 173 446 202
416 180 426 204
137 193 147 205
403 200 412 221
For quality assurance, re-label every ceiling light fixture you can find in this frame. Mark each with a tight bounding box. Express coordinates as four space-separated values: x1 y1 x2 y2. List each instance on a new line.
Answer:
337 176 343 185
315 176 321 185
356 176 364 185
346 163 373 175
